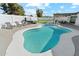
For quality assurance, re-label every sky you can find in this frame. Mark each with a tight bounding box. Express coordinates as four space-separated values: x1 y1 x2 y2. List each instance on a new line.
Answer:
0 3 79 16
20 3 79 16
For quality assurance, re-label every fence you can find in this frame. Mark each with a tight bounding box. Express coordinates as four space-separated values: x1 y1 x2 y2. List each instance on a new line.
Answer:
38 17 53 20
0 14 37 28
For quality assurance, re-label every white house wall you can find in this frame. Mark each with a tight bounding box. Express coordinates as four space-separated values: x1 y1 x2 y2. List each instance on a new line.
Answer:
75 14 79 26
54 16 69 22
0 14 12 25
11 15 25 25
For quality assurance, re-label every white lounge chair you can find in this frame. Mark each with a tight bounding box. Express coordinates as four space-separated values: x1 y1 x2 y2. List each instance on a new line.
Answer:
1 24 6 29
15 21 21 27
21 20 27 26
5 22 13 29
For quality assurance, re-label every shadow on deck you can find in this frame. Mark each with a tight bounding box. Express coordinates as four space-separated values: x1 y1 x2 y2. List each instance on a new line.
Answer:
61 23 79 56
60 23 79 30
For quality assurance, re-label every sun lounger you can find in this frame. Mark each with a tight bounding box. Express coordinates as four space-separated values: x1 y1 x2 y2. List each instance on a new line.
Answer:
15 21 22 27
1 24 6 29
21 20 27 26
5 22 13 29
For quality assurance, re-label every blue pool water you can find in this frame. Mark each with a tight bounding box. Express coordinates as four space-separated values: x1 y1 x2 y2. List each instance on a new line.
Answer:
23 25 71 53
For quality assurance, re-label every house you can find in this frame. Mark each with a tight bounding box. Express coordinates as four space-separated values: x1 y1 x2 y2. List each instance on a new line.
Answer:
25 15 37 21
53 12 79 25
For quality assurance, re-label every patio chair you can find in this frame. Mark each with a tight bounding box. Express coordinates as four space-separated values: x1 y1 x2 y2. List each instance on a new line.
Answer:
1 24 6 29
5 22 13 29
21 20 27 26
15 21 21 27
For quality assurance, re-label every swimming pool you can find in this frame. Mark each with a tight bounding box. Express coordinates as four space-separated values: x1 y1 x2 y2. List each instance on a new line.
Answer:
23 25 71 53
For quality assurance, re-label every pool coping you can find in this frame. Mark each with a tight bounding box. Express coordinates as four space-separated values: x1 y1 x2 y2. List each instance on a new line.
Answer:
5 24 79 56
5 24 53 56
52 25 79 56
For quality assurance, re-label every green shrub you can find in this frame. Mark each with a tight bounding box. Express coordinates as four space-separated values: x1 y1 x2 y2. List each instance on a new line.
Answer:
37 20 48 24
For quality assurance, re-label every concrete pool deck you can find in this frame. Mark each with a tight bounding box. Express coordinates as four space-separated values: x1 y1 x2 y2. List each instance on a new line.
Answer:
0 24 39 56
5 24 79 56
72 35 79 56
0 24 79 56
52 28 79 56
5 24 52 56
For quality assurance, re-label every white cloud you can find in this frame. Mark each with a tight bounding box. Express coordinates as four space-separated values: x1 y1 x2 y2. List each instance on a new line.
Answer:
59 6 65 12
43 11 48 15
24 3 50 15
71 3 79 9
26 3 49 7
71 5 77 8
25 9 36 15
60 6 64 9
72 3 79 5
26 3 42 7
25 3 49 9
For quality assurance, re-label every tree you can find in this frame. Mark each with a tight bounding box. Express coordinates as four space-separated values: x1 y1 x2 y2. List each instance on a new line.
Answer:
0 3 25 16
36 9 43 17
0 3 9 14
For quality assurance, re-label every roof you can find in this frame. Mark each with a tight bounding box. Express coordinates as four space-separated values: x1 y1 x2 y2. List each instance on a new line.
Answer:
54 12 79 16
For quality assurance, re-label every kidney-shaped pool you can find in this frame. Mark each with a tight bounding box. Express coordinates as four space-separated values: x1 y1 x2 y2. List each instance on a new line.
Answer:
23 25 71 53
